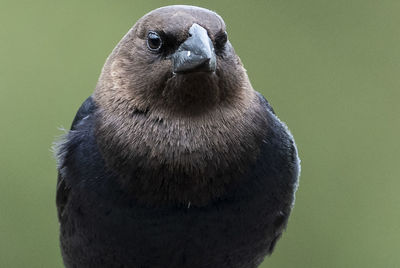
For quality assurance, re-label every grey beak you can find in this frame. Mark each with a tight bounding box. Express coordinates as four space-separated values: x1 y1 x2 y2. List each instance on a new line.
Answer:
172 24 217 74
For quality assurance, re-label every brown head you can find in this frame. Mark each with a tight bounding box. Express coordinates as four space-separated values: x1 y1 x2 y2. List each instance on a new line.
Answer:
93 5 267 206
94 5 253 116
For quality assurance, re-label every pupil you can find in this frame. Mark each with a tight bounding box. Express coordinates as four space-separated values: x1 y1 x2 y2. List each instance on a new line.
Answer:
148 33 161 50
150 38 160 47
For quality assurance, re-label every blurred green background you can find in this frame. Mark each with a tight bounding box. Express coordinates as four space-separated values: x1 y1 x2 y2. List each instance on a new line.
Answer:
1 0 399 267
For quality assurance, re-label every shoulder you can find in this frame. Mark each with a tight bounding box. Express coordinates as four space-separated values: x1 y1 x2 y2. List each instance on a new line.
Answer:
253 90 300 188
55 96 101 183
56 96 123 207
254 91 275 115
70 96 97 130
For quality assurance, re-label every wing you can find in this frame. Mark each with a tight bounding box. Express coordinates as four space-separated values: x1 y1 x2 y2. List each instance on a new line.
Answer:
56 96 96 221
56 173 69 221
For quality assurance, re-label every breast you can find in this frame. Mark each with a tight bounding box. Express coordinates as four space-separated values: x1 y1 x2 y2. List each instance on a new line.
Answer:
60 105 299 267
93 91 276 206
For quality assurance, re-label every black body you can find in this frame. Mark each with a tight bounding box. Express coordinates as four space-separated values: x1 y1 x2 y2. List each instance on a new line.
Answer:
56 95 299 268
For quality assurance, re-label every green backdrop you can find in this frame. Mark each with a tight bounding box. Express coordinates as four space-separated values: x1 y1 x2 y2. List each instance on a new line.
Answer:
1 0 399 267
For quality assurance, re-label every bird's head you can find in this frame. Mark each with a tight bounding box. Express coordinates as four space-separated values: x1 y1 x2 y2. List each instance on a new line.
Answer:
95 5 250 117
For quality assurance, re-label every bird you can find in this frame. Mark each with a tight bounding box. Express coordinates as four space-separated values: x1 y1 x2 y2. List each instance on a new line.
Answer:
55 5 300 268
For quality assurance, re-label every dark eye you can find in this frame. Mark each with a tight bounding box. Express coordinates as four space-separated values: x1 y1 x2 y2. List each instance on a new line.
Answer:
147 31 163 52
215 31 228 50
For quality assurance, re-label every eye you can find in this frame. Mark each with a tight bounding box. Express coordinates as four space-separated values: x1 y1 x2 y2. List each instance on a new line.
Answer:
215 31 228 50
147 31 163 52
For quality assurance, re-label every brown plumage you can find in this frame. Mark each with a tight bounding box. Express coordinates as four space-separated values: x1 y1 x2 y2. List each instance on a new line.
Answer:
94 5 268 206
56 5 300 268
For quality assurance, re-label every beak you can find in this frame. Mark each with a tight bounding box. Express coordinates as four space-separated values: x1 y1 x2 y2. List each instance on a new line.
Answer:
171 23 217 74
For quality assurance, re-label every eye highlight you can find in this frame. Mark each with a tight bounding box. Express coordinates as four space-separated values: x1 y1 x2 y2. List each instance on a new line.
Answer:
147 31 163 52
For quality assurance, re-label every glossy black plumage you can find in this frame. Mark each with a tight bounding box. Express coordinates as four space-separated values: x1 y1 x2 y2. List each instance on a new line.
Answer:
57 96 298 268
56 5 299 268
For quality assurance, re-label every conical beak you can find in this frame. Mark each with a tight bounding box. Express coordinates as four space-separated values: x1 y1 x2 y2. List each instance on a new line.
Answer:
171 23 217 74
